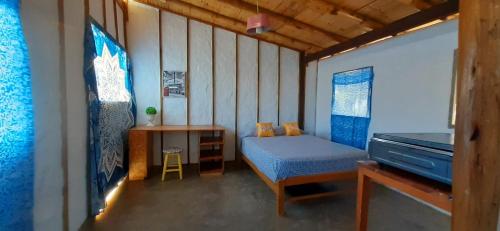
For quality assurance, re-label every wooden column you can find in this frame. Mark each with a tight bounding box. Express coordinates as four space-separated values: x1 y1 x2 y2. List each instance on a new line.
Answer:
452 0 500 230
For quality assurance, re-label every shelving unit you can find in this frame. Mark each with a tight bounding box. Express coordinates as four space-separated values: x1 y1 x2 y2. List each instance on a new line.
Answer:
199 130 224 176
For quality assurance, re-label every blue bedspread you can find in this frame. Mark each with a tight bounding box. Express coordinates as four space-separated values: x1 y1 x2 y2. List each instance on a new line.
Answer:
241 135 368 182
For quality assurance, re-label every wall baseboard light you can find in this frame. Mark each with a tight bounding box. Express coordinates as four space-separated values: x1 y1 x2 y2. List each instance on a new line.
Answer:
94 176 128 221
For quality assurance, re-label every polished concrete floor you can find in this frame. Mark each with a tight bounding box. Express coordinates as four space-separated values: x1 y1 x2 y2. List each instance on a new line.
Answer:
82 164 450 231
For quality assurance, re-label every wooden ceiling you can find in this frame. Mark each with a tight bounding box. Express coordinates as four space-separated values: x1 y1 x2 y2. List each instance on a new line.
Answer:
135 0 454 55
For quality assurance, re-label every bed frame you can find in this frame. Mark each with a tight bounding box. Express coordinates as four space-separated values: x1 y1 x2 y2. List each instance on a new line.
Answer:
242 155 358 216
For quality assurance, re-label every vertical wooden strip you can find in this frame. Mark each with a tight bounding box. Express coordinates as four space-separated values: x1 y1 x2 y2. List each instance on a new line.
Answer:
84 0 90 17
57 0 69 229
102 0 107 29
123 0 128 50
212 26 215 125
277 47 281 126
159 11 164 160
113 0 119 42
452 0 500 230
235 35 239 163
186 19 190 164
257 41 261 123
298 52 306 129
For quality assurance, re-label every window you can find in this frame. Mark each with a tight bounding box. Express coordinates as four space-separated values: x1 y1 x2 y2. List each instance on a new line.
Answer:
331 67 373 149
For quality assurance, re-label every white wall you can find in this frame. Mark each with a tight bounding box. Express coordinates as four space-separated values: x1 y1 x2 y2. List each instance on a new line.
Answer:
22 0 63 229
63 0 87 230
129 1 301 163
313 20 457 142
304 60 318 135
259 41 279 126
21 0 127 229
214 28 236 160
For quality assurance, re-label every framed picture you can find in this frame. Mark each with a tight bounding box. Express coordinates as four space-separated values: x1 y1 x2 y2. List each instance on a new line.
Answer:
163 71 186 97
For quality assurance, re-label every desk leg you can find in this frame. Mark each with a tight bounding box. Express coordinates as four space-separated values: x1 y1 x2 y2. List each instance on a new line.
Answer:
129 130 151 180
356 169 371 231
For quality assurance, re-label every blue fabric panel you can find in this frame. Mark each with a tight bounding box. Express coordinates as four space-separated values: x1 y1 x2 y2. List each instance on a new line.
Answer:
0 0 34 230
241 136 367 182
331 67 373 149
84 18 136 215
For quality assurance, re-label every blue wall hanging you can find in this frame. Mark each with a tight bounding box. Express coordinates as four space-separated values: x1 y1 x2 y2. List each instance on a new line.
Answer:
84 17 136 216
331 67 373 149
0 0 35 229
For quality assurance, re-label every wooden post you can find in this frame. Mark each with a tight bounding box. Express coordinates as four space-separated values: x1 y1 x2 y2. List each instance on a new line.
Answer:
452 0 500 230
356 169 371 231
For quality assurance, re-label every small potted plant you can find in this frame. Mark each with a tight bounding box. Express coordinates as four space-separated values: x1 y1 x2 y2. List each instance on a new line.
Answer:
145 106 157 126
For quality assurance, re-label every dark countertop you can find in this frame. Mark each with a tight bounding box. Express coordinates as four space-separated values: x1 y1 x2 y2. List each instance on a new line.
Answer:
373 133 454 152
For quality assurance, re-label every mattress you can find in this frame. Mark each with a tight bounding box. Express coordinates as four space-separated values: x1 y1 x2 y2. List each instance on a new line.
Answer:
241 135 368 182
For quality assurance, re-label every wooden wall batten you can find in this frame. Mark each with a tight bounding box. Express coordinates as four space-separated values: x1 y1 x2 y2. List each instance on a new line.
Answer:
113 1 119 42
277 47 281 126
452 0 500 230
235 35 239 163
186 19 191 164
298 52 306 129
102 0 106 28
257 41 260 122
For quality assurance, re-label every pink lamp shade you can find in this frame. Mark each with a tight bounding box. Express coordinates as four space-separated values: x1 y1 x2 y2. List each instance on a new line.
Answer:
246 13 271 35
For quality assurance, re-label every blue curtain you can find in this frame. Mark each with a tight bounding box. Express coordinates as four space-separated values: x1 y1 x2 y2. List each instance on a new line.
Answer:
84 18 136 215
331 67 373 149
0 0 34 229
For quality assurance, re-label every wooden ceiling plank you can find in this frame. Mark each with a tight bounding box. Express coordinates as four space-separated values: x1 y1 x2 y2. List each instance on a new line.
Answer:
135 0 320 53
305 0 458 62
315 0 385 30
216 0 349 43
173 0 327 49
396 0 433 10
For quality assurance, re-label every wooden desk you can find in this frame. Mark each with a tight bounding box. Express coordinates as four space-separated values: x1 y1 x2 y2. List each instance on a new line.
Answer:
356 162 452 231
129 125 225 180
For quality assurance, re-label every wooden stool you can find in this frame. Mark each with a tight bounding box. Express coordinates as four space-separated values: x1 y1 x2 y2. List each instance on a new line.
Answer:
162 147 183 181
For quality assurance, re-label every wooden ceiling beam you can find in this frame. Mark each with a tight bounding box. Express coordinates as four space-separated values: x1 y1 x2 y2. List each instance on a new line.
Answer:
305 0 458 62
172 0 327 49
136 0 321 52
315 0 385 30
215 0 349 43
397 0 433 10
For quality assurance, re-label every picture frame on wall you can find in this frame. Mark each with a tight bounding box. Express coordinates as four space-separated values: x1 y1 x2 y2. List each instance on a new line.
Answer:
163 71 186 98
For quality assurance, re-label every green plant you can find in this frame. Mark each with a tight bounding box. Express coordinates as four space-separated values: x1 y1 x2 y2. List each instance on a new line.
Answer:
145 107 157 115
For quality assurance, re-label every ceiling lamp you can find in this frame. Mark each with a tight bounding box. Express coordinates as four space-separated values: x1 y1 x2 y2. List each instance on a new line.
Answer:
246 0 271 35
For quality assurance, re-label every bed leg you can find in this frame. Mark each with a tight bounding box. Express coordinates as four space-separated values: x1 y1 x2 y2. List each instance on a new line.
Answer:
276 182 285 216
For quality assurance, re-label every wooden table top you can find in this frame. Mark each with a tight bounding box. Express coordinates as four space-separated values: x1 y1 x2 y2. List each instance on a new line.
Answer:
358 161 452 212
130 125 225 132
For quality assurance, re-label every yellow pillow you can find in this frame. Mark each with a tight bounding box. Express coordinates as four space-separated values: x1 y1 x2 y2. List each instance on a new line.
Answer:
283 122 302 136
256 122 275 137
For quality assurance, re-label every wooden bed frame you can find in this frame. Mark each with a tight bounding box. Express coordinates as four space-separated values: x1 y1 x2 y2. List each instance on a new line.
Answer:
242 155 358 216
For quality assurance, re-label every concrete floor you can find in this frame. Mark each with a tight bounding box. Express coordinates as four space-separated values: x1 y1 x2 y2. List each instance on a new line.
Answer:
82 164 450 231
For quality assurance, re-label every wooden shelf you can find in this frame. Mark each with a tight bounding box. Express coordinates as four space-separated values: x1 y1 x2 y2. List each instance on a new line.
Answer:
199 160 223 176
199 149 223 162
199 137 224 146
198 130 224 176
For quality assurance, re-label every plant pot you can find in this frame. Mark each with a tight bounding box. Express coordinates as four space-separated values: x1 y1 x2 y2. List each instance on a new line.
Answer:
146 114 156 126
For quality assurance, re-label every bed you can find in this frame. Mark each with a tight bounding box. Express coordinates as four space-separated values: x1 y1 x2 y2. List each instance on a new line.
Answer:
241 135 368 215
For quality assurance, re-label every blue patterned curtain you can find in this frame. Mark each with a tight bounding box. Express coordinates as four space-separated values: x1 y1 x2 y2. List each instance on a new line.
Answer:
331 67 373 149
0 0 34 229
84 18 136 215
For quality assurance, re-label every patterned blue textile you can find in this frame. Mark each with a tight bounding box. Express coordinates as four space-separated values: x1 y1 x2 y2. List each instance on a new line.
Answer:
241 136 367 182
0 0 34 230
84 18 136 215
331 67 373 149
